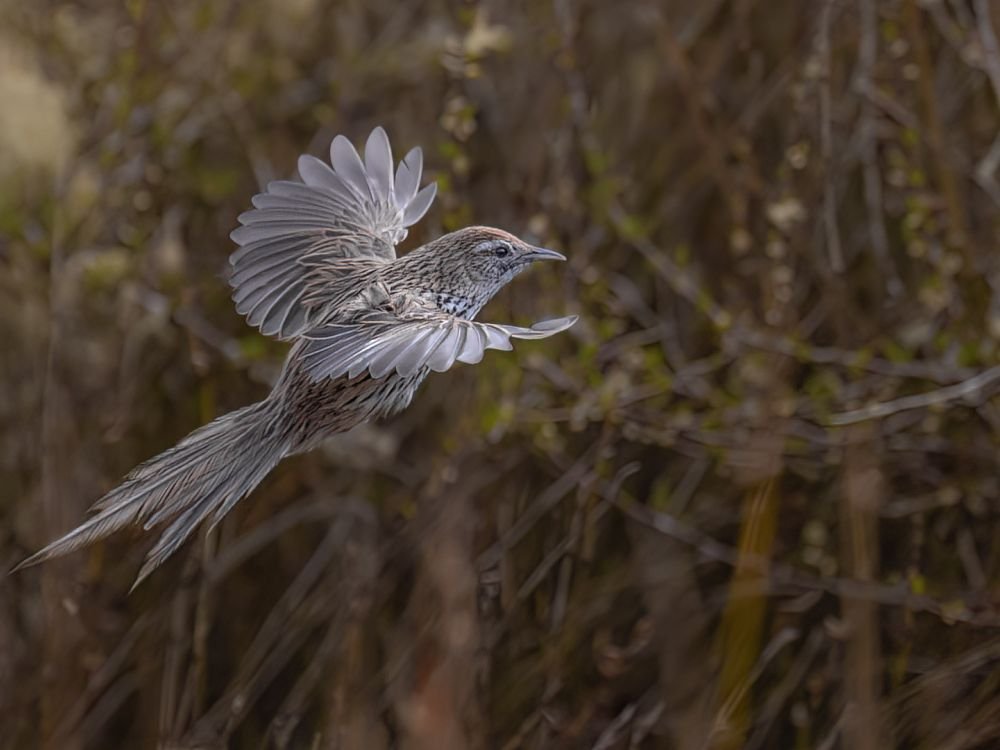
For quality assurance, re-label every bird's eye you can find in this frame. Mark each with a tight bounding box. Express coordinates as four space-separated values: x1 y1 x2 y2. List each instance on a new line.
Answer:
494 243 512 258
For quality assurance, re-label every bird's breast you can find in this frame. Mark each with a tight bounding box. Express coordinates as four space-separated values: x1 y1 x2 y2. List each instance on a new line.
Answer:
405 288 479 318
433 291 476 317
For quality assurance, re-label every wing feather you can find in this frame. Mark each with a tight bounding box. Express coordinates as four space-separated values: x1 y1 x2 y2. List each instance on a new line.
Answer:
230 244 308 285
301 313 578 381
229 233 311 265
246 279 306 330
364 126 394 200
456 324 487 365
330 135 373 201
232 258 301 298
296 154 341 191
234 267 299 308
394 147 422 206
403 183 437 226
426 325 464 372
481 323 514 350
260 282 308 337
229 127 438 340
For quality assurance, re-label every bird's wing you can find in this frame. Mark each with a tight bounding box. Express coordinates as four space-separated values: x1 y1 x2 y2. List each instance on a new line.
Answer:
228 127 438 339
299 310 579 380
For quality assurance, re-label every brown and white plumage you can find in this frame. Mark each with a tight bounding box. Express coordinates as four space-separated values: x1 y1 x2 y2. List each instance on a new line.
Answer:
230 127 437 338
16 127 576 588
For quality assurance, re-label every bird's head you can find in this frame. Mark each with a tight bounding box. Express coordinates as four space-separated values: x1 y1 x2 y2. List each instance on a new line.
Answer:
406 226 566 318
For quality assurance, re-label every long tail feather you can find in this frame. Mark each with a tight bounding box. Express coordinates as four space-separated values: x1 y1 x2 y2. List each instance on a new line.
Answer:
14 399 288 588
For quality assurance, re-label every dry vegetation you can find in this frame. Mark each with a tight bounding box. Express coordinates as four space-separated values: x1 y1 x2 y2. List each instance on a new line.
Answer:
3 1 1000 748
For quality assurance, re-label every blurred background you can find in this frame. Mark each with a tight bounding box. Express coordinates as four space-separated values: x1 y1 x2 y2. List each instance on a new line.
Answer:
3 0 1000 748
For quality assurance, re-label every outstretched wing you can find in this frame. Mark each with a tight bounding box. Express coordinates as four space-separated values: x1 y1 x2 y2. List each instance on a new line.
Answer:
229 127 438 339
299 311 578 380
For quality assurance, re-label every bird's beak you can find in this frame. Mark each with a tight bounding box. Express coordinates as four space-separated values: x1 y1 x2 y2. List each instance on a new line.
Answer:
523 245 567 262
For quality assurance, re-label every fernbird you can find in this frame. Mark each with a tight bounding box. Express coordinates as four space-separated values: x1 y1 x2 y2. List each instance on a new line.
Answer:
17 127 576 587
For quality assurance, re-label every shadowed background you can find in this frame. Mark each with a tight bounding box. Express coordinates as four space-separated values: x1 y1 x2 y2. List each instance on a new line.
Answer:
3 1 1000 748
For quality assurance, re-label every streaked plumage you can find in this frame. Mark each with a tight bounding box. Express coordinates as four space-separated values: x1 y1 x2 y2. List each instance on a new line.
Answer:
16 126 576 587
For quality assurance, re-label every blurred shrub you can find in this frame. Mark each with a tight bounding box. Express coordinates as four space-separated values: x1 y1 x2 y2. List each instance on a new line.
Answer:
4 1 1000 749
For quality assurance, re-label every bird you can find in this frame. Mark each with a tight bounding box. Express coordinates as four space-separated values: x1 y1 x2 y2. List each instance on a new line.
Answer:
15 126 576 588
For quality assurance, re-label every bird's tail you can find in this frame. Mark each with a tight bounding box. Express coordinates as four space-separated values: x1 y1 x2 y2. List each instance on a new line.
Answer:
14 399 289 588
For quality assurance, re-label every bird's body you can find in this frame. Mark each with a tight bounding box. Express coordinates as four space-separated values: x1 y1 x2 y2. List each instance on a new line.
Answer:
17 127 575 586
269 224 542 450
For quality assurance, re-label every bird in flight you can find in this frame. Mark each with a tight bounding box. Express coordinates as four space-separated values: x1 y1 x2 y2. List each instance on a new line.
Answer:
16 127 576 587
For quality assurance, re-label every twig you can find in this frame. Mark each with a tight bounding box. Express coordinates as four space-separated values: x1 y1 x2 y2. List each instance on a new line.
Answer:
615 211 975 384
189 523 347 741
485 463 638 649
827 364 1000 425
856 0 899 294
38 163 87 750
906 0 969 249
839 433 886 750
205 499 337 584
616 498 999 627
476 445 598 571
712 628 802 746
591 702 638 750
746 629 826 750
972 0 1000 203
818 0 845 273
51 614 151 742
974 0 1000 104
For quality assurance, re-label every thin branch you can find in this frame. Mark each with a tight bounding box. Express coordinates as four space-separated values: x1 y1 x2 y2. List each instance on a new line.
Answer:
617 498 999 627
827 365 1000 425
972 0 1000 203
819 0 845 273
974 0 1000 103
856 0 900 294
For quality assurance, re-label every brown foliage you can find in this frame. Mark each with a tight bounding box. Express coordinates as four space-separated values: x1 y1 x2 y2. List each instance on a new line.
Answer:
3 1 1000 748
